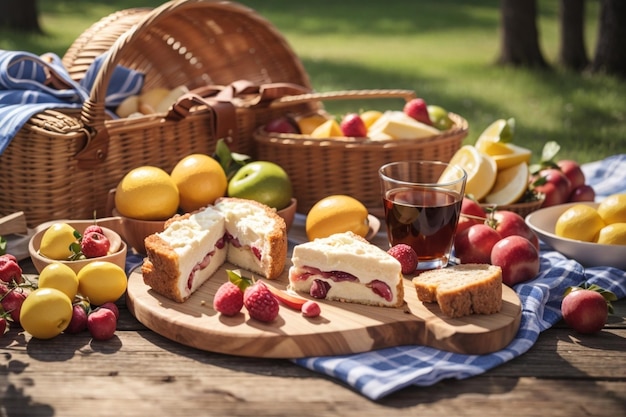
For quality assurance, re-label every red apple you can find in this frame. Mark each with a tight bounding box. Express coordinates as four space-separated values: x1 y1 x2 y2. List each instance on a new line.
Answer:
561 289 608 334
456 197 487 234
569 184 595 202
454 224 501 264
557 160 586 190
265 116 300 134
490 235 540 286
490 210 540 250
532 169 572 207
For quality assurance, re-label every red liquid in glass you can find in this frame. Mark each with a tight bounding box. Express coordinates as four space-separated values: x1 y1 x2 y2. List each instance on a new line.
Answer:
383 187 462 264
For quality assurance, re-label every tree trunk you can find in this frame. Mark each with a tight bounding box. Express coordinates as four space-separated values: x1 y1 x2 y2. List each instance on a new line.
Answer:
559 0 589 71
0 0 41 33
591 0 626 78
497 0 549 68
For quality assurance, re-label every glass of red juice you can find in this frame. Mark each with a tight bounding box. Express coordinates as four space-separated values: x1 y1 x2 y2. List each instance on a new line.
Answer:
379 161 466 270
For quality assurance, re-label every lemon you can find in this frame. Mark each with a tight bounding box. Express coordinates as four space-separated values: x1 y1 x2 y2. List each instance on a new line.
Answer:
360 110 383 128
171 153 228 213
297 114 328 135
555 204 606 242
597 193 626 224
447 145 497 201
306 195 369 241
38 262 79 300
115 166 180 220
77 261 128 306
596 223 626 245
39 223 79 260
20 288 73 339
476 118 515 143
310 119 342 138
484 162 529 205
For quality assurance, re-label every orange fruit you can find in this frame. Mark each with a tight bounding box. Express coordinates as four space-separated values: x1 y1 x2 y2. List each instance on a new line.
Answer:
171 154 227 213
297 114 328 135
310 119 342 138
115 166 180 220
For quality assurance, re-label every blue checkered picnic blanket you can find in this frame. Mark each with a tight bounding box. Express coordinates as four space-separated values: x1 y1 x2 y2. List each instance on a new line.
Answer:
0 50 143 155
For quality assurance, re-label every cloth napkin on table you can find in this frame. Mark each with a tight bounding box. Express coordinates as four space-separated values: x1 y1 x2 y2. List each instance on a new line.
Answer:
291 155 626 401
0 49 144 155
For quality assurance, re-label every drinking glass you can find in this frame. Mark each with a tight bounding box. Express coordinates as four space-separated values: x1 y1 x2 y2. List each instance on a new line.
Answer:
379 160 467 270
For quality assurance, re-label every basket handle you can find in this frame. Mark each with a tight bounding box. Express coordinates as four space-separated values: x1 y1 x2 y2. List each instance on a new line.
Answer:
73 0 212 168
266 89 417 109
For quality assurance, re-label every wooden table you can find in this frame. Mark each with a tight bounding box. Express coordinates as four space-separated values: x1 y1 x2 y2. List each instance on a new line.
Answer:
1 261 624 417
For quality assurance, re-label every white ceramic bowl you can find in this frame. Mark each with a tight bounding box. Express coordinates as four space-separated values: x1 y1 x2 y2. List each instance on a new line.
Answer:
525 202 626 269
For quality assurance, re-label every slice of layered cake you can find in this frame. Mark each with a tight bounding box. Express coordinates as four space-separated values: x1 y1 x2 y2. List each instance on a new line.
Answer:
288 232 404 308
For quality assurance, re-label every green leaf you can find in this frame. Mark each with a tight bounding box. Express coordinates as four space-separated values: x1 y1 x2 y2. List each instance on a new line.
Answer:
214 139 251 181
226 269 254 292
0 236 6 255
499 117 515 143
540 141 561 162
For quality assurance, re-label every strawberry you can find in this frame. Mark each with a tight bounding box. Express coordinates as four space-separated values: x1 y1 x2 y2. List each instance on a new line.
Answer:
387 244 419 274
1 288 27 324
301 300 321 318
81 231 110 258
340 113 368 137
213 281 244 316
243 281 279 323
403 98 432 126
0 254 23 284
87 307 117 341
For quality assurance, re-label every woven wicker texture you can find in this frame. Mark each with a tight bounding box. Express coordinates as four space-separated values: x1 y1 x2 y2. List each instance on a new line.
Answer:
254 90 469 214
1 0 315 228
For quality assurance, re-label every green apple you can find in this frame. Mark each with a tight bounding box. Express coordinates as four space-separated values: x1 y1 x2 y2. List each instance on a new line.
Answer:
227 161 293 210
427 105 454 131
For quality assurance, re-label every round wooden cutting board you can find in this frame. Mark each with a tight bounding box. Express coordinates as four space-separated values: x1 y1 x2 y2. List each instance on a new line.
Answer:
126 261 522 359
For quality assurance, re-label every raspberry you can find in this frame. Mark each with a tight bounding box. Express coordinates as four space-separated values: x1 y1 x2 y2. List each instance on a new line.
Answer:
243 281 279 323
81 231 111 258
213 281 244 316
387 244 418 274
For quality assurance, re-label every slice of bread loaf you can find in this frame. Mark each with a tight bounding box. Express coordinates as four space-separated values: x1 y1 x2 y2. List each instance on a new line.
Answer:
412 264 502 318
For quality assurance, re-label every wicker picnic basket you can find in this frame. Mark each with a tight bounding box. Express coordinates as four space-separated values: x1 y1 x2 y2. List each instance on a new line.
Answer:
253 90 469 215
0 0 319 228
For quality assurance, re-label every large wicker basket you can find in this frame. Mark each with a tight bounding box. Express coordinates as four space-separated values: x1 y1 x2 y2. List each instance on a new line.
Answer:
0 0 318 228
253 90 469 215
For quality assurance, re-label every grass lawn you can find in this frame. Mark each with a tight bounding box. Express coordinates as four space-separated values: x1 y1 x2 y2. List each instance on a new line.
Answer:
1 0 624 164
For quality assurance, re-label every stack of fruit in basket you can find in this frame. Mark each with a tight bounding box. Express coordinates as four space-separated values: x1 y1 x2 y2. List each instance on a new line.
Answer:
448 118 596 210
264 98 455 141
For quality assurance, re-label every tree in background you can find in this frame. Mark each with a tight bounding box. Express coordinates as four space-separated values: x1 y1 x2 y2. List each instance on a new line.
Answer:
0 0 41 33
591 0 626 78
559 0 589 71
497 0 549 68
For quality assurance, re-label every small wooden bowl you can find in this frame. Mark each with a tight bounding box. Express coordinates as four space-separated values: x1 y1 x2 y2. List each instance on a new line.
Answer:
277 198 297 232
29 221 127 274
113 209 166 255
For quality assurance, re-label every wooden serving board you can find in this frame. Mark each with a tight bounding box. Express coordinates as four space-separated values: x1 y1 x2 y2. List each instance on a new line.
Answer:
126 262 522 359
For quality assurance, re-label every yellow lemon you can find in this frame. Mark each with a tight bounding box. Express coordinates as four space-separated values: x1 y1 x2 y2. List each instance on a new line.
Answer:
115 166 180 220
555 204 606 242
447 145 497 201
306 195 369 241
310 119 343 138
596 223 626 245
597 193 626 224
39 223 79 260
171 153 228 213
476 118 514 143
38 262 79 300
484 162 529 206
77 261 128 306
360 110 383 128
20 288 73 339
297 114 328 135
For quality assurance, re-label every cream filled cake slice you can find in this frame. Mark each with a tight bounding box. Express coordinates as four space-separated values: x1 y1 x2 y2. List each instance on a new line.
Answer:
142 206 227 303
214 197 287 280
288 232 404 307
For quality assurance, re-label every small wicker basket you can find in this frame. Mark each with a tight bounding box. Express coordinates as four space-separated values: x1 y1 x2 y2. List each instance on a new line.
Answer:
481 196 545 218
0 0 318 228
253 90 469 215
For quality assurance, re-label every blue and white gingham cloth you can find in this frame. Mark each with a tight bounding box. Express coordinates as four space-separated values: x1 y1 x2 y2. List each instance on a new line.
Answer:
0 49 144 155
290 155 626 400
